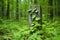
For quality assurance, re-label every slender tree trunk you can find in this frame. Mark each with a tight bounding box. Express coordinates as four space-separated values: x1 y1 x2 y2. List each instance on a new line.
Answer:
20 0 22 17
16 0 19 20
6 0 10 19
1 0 4 18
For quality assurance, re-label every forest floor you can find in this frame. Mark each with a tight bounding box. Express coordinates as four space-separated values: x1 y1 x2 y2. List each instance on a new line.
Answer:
0 18 29 40
0 18 60 40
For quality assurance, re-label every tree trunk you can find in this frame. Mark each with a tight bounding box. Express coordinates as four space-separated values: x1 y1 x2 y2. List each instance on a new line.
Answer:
1 0 4 18
6 0 10 19
16 0 19 20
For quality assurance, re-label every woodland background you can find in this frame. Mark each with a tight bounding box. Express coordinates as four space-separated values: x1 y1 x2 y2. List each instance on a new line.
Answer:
0 0 60 40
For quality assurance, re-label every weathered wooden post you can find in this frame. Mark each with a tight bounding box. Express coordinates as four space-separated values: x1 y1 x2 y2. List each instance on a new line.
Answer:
28 5 42 26
28 9 32 26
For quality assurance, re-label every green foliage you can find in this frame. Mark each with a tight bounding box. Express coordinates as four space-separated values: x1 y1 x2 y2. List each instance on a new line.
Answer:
0 0 60 40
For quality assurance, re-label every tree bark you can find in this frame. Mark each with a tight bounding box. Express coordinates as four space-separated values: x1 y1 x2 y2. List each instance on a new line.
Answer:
16 0 19 20
1 0 4 18
6 0 10 19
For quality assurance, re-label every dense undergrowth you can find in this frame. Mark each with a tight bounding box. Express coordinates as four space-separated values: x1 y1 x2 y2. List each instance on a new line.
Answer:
0 0 60 40
0 17 60 40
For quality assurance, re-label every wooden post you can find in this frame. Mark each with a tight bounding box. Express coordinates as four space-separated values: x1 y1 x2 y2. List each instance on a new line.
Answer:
28 5 42 26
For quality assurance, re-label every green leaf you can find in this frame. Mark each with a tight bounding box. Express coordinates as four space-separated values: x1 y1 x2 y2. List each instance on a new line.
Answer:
32 15 36 19
35 18 40 21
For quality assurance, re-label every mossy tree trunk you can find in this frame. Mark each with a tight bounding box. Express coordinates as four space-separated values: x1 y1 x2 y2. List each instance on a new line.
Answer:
1 0 4 18
6 0 10 19
16 0 19 20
